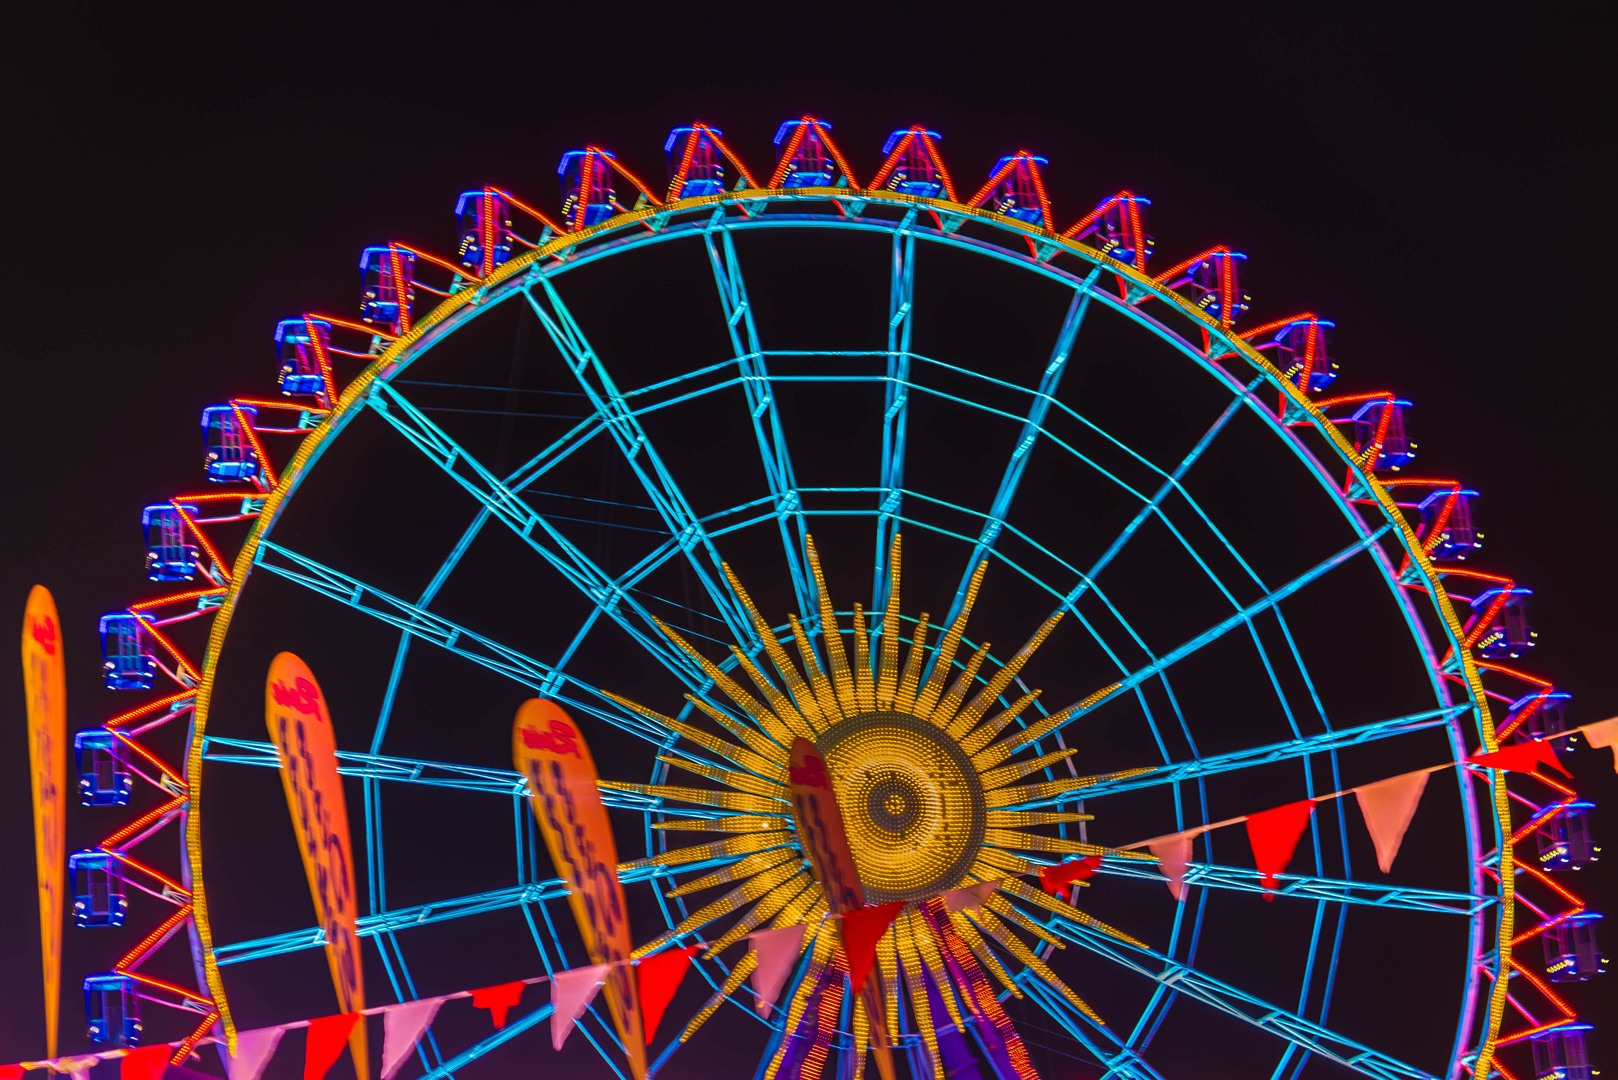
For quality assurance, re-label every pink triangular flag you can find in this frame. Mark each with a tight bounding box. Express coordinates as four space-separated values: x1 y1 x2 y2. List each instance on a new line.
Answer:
550 963 609 1052
381 997 444 1080
748 924 806 1018
1354 770 1430 874
226 1026 287 1080
1582 717 1618 773
1148 831 1195 901
942 880 1001 913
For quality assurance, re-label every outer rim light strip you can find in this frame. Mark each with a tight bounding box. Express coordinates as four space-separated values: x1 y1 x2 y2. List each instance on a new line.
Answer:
181 186 1500 1062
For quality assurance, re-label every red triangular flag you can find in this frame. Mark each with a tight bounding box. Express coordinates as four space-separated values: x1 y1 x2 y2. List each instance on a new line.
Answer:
1245 800 1315 900
550 963 609 1052
1148 831 1196 901
304 1013 360 1080
471 981 524 1029
638 945 700 1044
121 1044 171 1080
1354 770 1430 874
1470 741 1571 777
841 901 905 993
1038 855 1101 895
748 924 806 1018
0 1067 20 1080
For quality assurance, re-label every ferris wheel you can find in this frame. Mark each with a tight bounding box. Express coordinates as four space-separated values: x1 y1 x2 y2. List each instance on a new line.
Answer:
68 117 1603 1080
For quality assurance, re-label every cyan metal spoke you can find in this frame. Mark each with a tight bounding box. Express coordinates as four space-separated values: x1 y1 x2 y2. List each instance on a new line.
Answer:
416 1001 556 1080
1012 973 1166 1080
1096 857 1490 915
937 272 1099 654
367 379 702 687
523 275 755 647
704 219 813 617
252 539 671 743
1013 526 1392 755
1051 920 1439 1080
875 212 919 612
1048 706 1468 798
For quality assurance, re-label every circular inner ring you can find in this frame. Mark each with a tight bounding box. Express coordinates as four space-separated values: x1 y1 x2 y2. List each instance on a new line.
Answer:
816 711 987 903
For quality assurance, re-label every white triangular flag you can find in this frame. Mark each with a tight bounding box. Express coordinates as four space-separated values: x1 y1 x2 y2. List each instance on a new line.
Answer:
225 1025 286 1080
1354 770 1430 873
1148 831 1195 901
70 1071 90 1080
550 963 609 1052
942 880 1001 913
381 997 445 1079
748 924 806 1018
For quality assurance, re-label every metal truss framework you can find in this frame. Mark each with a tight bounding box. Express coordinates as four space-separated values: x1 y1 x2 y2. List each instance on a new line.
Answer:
67 132 1594 1080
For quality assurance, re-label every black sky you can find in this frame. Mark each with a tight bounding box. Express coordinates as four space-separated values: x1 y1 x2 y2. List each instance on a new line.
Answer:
1 4 1613 1077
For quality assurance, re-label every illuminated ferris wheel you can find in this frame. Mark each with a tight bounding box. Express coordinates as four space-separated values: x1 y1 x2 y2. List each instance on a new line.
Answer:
71 117 1602 1080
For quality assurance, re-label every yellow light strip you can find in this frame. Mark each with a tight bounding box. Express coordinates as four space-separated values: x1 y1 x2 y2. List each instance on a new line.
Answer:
789 613 843 726
983 828 1103 856
892 614 931 713
928 642 990 729
607 692 785 780
762 928 835 1080
984 810 1091 827
958 691 1042 756
914 561 988 716
666 850 801 900
677 951 756 1044
721 562 819 739
948 909 1021 998
651 815 786 834
619 830 792 872
657 755 785 799
979 747 1077 790
704 872 815 954
599 780 784 814
946 610 1063 741
683 694 790 760
969 906 1101 1023
876 534 903 708
851 603 875 713
999 878 1146 949
983 767 1152 808
895 915 945 1080
653 617 784 737
975 847 1042 878
805 536 858 714
908 910 968 1033
727 646 811 743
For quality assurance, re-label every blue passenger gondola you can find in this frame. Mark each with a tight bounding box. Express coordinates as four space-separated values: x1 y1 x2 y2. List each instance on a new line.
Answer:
558 150 619 228
274 318 331 397
773 120 839 187
665 127 727 198
359 247 416 334
142 502 199 581
455 189 514 272
1543 912 1606 982
880 128 946 197
84 974 141 1045
201 404 260 482
75 729 132 806
99 613 157 691
70 851 127 927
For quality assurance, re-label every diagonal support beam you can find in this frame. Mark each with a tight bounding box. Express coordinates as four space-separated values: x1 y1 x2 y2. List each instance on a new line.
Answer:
523 275 755 646
938 276 1099 649
705 220 814 619
417 1001 556 1080
1025 704 1468 793
1017 526 1394 755
252 540 668 743
367 380 702 686
1096 856 1493 915
1051 920 1439 1080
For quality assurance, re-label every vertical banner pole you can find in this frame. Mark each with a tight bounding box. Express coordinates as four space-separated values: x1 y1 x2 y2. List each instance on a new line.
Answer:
22 585 66 1059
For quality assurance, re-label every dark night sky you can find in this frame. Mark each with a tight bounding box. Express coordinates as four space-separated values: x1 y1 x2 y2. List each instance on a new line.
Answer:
1 5 1614 1078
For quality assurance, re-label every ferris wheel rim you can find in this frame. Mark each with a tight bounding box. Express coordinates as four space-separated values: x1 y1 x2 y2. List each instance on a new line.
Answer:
176 186 1509 1074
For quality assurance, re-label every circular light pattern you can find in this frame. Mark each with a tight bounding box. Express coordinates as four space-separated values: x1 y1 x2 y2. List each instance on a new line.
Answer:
817 710 986 903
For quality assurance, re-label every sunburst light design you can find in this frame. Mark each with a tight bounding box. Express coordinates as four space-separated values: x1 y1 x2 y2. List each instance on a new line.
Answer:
604 535 1153 1079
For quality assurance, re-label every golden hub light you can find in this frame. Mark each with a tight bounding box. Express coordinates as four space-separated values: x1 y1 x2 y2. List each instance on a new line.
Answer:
818 711 986 903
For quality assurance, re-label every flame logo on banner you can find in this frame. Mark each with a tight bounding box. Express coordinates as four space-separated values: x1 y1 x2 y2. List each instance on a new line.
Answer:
23 585 65 1058
265 653 368 1080
513 699 646 1080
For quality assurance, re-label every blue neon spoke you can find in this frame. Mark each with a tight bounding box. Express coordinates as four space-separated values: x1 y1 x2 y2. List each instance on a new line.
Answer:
1096 857 1490 915
251 540 677 743
704 220 815 618
875 215 918 611
522 276 756 646
1052 919 1439 1080
936 274 1099 652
